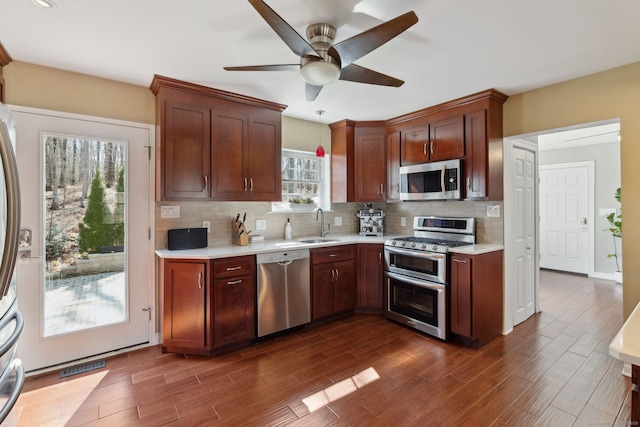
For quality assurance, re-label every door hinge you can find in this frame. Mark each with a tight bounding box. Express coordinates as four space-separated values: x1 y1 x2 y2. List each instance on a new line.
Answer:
144 145 152 161
148 227 151 240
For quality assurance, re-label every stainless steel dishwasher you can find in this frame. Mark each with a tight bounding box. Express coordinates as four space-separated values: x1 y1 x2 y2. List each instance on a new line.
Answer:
256 248 310 338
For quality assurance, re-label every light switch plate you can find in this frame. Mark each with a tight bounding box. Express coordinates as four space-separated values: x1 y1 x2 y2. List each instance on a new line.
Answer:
160 205 180 218
335 216 342 226
256 219 267 230
400 217 407 227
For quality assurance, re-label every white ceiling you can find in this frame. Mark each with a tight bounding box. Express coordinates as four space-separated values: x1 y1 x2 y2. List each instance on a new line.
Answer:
1 0 640 124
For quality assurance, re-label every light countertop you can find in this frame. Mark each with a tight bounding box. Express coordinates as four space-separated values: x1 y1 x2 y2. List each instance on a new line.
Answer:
155 234 504 259
609 301 640 366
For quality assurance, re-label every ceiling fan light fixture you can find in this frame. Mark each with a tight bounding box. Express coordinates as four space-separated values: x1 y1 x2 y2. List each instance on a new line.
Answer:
32 0 57 8
300 61 340 86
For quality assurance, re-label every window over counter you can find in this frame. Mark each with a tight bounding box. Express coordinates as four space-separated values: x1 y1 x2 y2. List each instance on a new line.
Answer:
272 149 330 213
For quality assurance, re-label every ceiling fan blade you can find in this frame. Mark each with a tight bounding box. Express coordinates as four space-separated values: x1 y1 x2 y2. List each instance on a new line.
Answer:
329 11 418 66
224 64 301 71
248 0 321 59
339 64 404 87
305 83 323 101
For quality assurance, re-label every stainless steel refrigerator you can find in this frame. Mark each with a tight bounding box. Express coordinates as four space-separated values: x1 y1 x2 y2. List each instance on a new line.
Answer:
0 102 24 421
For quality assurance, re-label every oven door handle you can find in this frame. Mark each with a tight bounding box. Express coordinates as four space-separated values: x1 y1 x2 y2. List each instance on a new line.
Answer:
385 246 447 261
385 271 446 291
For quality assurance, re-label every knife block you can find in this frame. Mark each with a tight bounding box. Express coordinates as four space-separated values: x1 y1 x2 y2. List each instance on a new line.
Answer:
231 220 249 246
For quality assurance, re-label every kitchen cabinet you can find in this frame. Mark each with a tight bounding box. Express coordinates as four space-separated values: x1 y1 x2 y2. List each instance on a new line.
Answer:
210 108 282 201
387 89 508 200
212 255 255 347
386 131 401 202
464 108 503 200
330 120 387 203
311 245 356 320
162 259 211 355
450 250 503 347
151 75 286 202
400 116 464 165
356 244 384 313
0 43 9 103
161 255 255 355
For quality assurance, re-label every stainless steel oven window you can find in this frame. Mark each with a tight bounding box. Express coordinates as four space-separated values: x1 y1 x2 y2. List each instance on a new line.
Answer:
388 278 439 326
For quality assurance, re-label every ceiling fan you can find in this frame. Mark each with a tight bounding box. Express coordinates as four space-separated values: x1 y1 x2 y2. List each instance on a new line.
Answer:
224 0 418 101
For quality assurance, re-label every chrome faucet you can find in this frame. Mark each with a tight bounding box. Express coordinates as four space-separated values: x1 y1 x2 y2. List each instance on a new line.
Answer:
315 208 330 237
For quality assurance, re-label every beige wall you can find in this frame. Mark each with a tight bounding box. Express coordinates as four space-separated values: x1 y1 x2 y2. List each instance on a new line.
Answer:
4 61 155 124
503 61 640 318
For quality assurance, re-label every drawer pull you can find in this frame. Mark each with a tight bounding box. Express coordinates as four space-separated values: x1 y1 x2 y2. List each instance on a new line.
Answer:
226 266 242 271
227 279 242 285
453 259 468 263
329 254 339 257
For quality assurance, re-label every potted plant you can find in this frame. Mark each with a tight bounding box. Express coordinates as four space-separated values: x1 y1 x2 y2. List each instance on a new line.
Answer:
289 196 316 211
605 187 622 282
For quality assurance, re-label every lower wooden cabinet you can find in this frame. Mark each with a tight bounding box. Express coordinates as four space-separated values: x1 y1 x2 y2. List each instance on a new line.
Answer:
311 245 356 320
162 259 210 354
161 255 255 355
212 262 255 347
450 250 503 347
356 244 384 313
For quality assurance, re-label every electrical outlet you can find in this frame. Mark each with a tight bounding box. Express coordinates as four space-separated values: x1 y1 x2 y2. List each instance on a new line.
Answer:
256 219 267 230
487 205 501 218
202 221 211 233
400 217 407 227
335 216 342 226
160 205 180 218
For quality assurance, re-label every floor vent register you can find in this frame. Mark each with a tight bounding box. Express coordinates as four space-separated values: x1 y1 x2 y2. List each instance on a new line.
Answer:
60 359 106 378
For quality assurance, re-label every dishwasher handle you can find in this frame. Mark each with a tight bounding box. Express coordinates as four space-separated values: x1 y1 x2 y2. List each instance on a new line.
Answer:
277 260 293 267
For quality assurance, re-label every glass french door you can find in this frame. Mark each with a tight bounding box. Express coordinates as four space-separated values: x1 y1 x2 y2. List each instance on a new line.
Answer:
13 107 154 372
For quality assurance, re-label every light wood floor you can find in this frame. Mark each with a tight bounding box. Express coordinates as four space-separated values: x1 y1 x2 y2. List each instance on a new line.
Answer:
6 270 631 426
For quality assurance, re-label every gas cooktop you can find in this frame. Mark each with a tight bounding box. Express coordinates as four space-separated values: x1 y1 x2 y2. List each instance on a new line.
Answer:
384 216 476 253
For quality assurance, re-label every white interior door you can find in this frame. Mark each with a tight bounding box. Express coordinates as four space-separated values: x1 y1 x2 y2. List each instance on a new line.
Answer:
539 162 592 274
12 106 154 372
513 147 536 325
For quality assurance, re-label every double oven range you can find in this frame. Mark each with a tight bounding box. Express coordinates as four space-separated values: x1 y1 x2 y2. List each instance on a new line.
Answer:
383 216 476 340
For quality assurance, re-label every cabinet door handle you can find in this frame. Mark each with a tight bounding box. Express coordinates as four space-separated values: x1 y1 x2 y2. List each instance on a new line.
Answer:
250 178 254 192
335 268 339 281
467 177 471 191
226 279 242 285
244 178 248 192
380 183 384 195
226 266 242 271
453 258 468 263
197 272 203 288
203 176 208 191
430 141 434 154
331 269 335 281
423 143 427 156
378 252 382 263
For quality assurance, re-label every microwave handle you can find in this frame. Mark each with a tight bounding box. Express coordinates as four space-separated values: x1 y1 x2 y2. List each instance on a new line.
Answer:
440 164 446 192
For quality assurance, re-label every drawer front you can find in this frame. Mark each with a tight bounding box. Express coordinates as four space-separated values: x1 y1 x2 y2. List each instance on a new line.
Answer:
213 255 255 278
311 245 356 264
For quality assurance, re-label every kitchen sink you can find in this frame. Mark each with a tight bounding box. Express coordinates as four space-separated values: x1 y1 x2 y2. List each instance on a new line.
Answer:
297 238 340 244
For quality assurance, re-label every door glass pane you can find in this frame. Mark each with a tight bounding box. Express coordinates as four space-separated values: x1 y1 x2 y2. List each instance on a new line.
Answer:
43 136 127 336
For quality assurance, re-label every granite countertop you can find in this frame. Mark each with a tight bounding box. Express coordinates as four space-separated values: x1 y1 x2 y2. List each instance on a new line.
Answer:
155 234 504 259
609 301 640 366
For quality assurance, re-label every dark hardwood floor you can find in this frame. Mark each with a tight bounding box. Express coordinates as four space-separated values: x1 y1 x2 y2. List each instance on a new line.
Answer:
6 270 631 426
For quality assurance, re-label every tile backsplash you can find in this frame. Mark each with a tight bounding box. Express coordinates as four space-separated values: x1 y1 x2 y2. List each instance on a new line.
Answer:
155 200 503 249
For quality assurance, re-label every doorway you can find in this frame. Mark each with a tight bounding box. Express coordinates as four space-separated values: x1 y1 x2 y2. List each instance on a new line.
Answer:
503 119 621 333
12 106 155 372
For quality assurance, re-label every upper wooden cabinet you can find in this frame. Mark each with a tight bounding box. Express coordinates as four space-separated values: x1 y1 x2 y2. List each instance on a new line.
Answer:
330 120 387 203
388 89 508 200
151 75 286 201
386 131 401 202
400 116 465 165
0 41 12 104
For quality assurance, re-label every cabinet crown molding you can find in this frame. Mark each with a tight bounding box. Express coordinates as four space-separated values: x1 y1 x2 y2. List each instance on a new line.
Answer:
150 74 287 112
386 88 508 126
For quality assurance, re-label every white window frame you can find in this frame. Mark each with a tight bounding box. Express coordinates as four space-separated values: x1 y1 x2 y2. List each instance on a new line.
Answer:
272 148 330 213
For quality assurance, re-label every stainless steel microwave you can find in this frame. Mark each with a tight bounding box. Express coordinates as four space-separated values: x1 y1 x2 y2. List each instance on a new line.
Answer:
399 159 462 201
